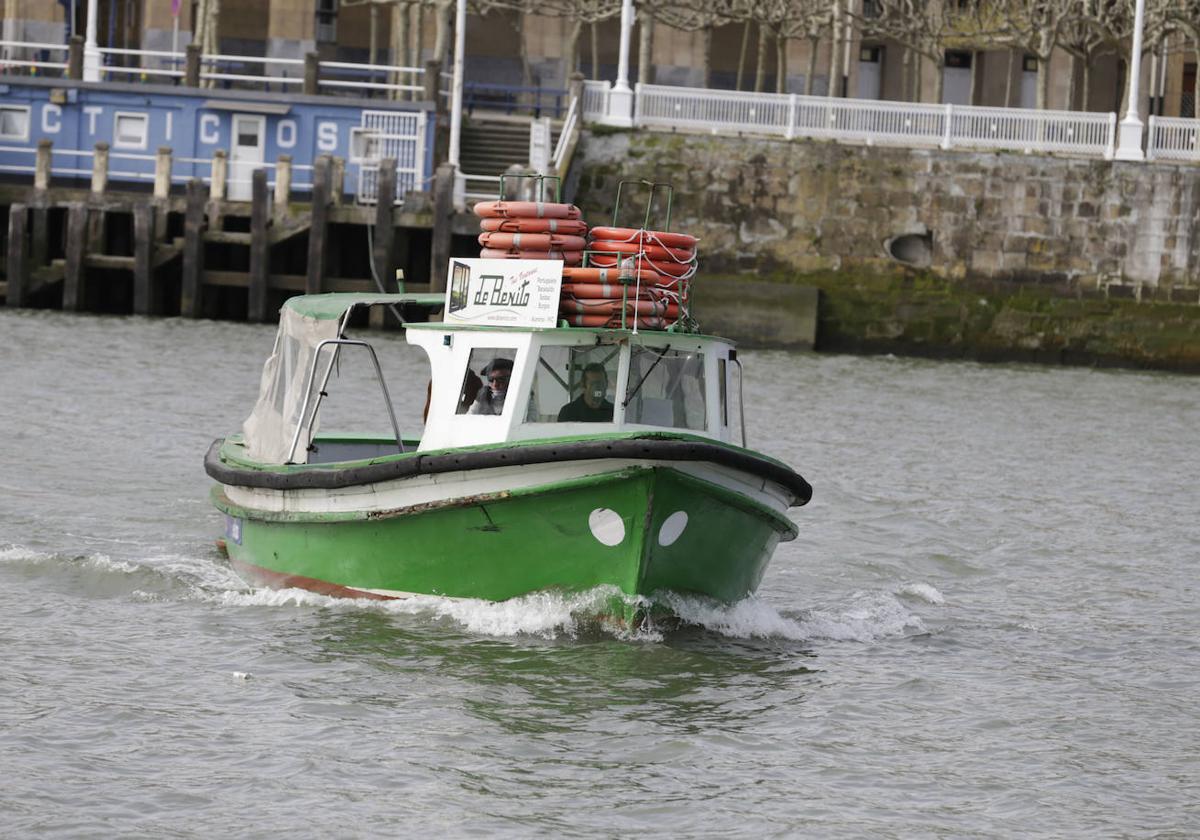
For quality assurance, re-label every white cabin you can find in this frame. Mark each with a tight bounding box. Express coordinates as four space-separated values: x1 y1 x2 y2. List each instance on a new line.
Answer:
406 324 746 452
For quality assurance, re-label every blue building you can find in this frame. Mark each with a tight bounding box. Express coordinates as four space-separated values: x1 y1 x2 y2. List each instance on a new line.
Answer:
0 76 435 202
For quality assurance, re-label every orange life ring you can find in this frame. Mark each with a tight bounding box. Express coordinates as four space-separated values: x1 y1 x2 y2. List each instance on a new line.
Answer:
589 239 695 263
589 226 698 249
480 217 589 235
561 282 681 301
559 298 681 317
589 253 696 278
479 248 583 264
564 314 675 330
478 232 588 251
561 266 664 285
473 200 582 220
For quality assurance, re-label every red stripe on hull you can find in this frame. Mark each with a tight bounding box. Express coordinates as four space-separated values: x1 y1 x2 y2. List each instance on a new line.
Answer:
230 559 398 601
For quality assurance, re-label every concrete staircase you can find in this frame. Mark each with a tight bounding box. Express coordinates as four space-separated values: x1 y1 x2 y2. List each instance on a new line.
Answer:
460 116 561 201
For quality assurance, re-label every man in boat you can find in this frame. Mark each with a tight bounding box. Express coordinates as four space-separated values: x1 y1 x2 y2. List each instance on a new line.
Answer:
469 358 513 415
557 363 614 422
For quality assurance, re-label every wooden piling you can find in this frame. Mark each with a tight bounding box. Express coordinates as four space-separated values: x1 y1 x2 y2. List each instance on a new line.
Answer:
248 169 270 322
185 45 201 87
210 150 227 201
180 178 206 318
34 139 52 192
274 154 292 213
67 36 84 79
91 141 109 194
132 203 156 315
153 147 172 199
62 203 88 311
430 163 456 292
306 156 331 295
304 53 319 95
6 203 27 307
424 59 441 107
330 157 345 206
372 159 397 291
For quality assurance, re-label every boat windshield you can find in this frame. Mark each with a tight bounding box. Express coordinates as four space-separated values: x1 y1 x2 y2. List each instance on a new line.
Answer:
624 346 706 431
526 343 620 423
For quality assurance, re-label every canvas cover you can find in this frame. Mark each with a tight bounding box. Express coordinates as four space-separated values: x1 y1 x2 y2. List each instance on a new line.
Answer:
240 294 443 464
241 305 341 464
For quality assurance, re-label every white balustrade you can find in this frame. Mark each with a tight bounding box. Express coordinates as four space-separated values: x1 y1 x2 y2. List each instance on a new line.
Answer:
1147 115 1200 162
581 80 611 122
592 81 1123 161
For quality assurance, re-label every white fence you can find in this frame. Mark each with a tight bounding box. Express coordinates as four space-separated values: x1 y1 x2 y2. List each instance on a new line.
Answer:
0 39 424 97
1147 115 1200 162
630 82 1118 159
580 80 1132 160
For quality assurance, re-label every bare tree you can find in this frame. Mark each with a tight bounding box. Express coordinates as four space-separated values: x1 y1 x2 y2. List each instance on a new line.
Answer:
856 0 996 103
483 0 622 86
650 0 739 89
733 0 834 95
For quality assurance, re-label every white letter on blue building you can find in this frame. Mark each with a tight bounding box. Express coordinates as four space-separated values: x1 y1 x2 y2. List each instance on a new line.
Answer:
277 119 297 149
83 106 102 135
317 121 338 151
200 113 220 145
42 103 62 134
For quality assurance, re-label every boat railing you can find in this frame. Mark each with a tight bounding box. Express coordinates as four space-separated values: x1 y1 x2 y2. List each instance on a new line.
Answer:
287 338 405 464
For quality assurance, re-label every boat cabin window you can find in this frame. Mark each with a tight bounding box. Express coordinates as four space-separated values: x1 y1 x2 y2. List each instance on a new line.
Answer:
625 346 707 431
526 344 619 423
458 348 517 416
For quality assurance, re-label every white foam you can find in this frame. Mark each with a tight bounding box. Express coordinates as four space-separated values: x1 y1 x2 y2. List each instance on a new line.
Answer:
897 582 946 605
794 591 928 642
660 592 811 640
0 544 50 563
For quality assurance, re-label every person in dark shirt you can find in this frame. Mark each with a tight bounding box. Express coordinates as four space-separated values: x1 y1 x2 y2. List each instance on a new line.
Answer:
557 363 614 422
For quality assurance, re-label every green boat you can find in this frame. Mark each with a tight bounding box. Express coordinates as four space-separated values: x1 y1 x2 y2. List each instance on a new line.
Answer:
205 288 812 623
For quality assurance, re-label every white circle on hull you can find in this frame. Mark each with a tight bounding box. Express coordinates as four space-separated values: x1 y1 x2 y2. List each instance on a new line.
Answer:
657 511 689 546
588 508 626 546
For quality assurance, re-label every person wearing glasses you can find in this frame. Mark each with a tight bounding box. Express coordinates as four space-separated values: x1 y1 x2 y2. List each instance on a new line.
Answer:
469 358 514 415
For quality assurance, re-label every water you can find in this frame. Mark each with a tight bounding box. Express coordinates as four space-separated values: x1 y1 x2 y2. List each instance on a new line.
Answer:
2 310 1197 837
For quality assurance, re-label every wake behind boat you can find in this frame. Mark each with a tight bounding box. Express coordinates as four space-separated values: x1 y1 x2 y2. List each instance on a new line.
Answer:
205 180 812 623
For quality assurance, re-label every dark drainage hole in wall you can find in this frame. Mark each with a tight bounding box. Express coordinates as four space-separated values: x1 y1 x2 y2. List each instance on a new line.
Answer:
888 232 932 267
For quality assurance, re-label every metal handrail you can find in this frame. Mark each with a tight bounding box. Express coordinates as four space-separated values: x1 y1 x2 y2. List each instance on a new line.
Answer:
286 338 405 464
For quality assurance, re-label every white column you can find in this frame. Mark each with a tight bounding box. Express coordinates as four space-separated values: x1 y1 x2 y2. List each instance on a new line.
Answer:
448 0 466 206
603 0 635 127
1114 0 1146 161
83 0 101 82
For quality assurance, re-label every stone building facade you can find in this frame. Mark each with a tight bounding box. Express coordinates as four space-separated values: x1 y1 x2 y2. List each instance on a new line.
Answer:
0 0 1191 117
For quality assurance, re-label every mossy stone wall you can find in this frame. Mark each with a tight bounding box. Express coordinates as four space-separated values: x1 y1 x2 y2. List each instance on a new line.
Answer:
574 130 1200 372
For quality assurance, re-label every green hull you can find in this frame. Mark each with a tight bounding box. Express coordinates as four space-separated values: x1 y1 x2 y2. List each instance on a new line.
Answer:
213 465 795 609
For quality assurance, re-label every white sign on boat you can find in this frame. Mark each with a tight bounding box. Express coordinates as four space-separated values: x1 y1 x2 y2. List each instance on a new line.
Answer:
444 258 563 328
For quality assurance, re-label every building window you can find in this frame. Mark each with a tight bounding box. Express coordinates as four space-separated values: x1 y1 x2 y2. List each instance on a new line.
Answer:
349 128 380 163
0 106 31 141
315 0 338 44
945 51 972 70
1023 55 1038 73
860 46 882 64
113 112 149 149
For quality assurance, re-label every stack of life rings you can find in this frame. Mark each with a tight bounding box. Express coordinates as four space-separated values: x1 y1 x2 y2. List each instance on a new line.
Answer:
473 200 588 266
561 226 699 330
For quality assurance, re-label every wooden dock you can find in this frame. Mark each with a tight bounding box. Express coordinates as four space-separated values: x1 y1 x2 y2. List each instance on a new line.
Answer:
1 145 478 322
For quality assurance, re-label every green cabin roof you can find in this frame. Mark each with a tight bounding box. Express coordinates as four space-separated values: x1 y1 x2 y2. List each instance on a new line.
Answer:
282 293 445 320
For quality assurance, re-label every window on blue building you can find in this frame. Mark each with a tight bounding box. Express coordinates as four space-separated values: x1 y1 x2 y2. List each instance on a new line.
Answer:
114 113 149 150
0 106 30 142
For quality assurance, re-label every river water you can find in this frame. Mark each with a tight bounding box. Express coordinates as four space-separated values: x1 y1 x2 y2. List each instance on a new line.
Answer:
1 309 1197 838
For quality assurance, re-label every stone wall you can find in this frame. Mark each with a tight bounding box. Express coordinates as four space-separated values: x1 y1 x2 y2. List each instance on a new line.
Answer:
573 130 1200 372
